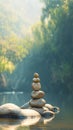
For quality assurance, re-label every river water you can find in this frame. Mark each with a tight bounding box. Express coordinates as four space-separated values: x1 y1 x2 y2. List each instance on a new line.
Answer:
0 92 73 130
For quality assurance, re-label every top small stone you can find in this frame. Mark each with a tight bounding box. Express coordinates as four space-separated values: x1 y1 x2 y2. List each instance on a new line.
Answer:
34 73 39 78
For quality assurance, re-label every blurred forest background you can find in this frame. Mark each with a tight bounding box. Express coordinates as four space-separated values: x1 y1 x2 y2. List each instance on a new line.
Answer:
0 0 73 108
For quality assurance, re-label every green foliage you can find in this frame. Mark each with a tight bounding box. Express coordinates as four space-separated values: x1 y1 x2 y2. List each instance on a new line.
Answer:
0 35 28 73
0 0 36 73
0 0 73 99
24 0 73 95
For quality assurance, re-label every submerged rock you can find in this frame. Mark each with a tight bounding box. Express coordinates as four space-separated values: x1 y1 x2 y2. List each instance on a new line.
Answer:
41 111 55 119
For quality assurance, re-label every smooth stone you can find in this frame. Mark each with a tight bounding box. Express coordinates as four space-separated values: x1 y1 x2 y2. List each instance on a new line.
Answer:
45 104 53 110
0 103 41 119
29 98 46 108
45 104 60 114
41 111 55 118
30 107 49 115
30 108 55 120
43 107 49 111
31 90 45 99
32 82 41 91
30 107 44 115
34 73 39 78
33 78 40 83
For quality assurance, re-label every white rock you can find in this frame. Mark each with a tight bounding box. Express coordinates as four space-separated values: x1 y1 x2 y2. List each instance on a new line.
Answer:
0 103 41 118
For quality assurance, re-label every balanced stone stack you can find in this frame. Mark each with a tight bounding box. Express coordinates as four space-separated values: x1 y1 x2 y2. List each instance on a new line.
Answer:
29 73 46 109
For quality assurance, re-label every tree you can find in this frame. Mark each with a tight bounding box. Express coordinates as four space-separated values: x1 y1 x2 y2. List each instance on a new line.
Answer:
16 0 73 101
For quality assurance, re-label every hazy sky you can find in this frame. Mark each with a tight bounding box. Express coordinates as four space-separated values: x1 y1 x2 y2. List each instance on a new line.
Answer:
8 0 42 25
0 0 43 36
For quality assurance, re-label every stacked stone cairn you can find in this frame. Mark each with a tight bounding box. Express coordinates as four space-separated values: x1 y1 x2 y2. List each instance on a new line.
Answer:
29 73 47 114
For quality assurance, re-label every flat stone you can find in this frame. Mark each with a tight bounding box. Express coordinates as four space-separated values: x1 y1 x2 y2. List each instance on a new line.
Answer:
32 83 41 91
45 104 53 110
30 107 44 115
33 78 40 83
31 90 45 99
45 104 60 114
29 98 46 108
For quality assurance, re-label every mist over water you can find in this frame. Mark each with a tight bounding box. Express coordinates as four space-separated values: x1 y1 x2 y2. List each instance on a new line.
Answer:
8 53 73 109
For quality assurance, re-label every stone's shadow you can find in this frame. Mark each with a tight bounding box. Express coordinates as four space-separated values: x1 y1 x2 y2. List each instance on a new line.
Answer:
0 115 55 130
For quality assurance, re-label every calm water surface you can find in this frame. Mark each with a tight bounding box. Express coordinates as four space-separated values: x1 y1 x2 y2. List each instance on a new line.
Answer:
0 92 73 130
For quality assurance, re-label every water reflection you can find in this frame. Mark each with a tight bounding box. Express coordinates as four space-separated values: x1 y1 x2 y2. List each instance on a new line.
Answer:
0 118 39 130
0 116 55 130
0 92 73 130
0 92 55 130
